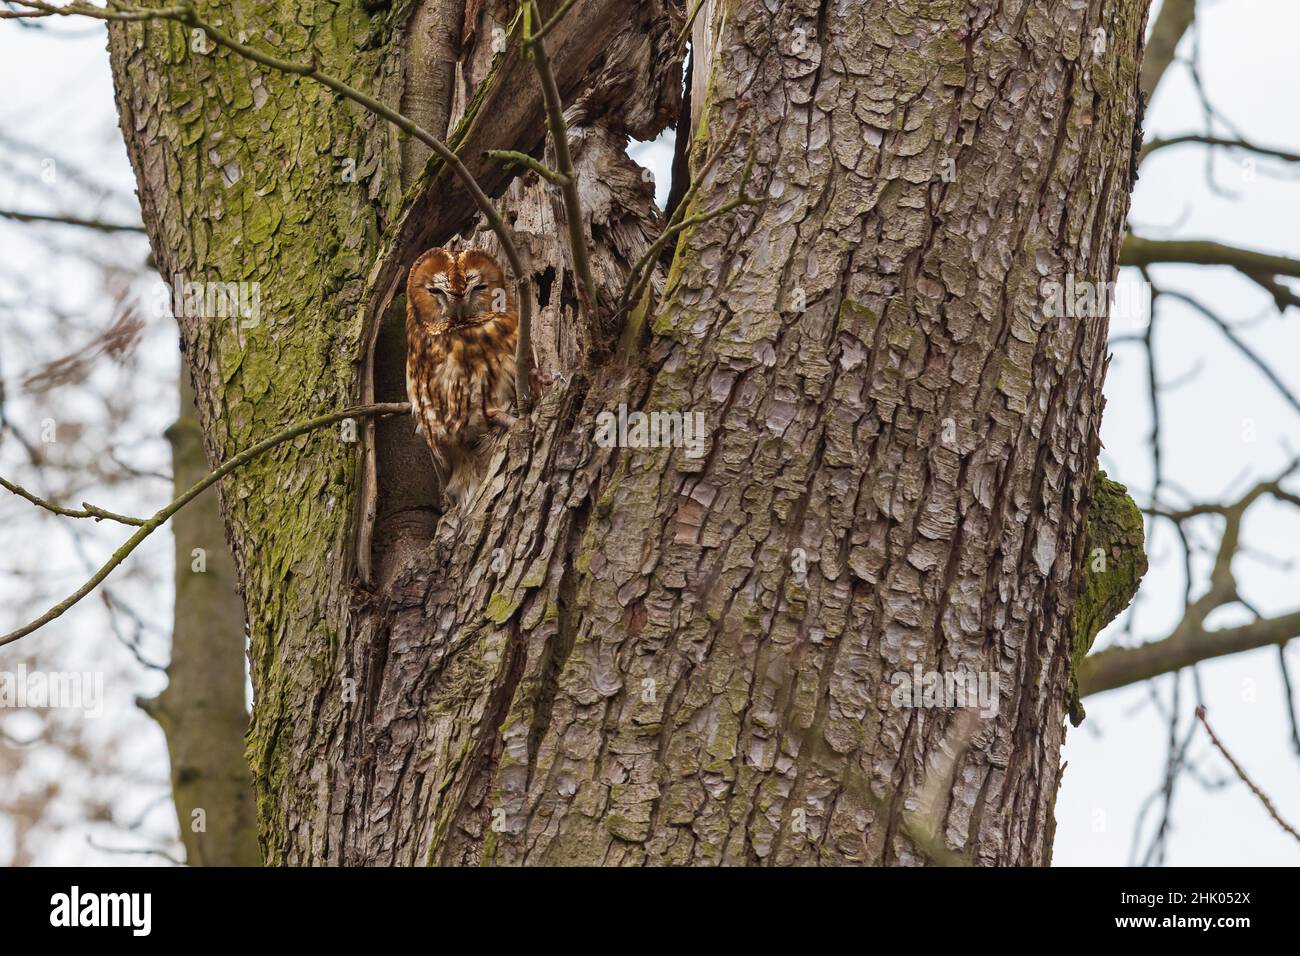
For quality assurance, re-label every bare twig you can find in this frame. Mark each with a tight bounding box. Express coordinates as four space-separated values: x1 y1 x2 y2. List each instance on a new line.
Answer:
616 113 757 320
1137 678 1198 867
1141 268 1164 505
1279 646 1300 757
85 835 185 866
675 0 706 57
625 192 756 314
1160 289 1300 419
0 4 54 17
0 402 412 647
532 0 580 43
101 591 169 672
1184 24 1246 199
3 0 179 19
1196 706 1300 843
0 475 145 526
1139 134 1300 167
522 0 597 320
0 208 146 233
1140 0 1195 101
485 149 569 186
1243 271 1300 313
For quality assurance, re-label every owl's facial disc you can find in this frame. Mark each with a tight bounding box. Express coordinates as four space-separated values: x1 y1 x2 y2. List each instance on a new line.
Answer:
407 249 508 334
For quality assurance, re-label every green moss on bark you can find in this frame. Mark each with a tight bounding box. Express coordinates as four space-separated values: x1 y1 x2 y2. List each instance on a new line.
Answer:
1069 472 1147 724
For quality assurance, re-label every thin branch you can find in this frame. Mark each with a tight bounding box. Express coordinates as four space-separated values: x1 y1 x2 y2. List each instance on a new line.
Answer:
1140 0 1195 101
1142 267 1163 505
617 113 756 320
1138 677 1196 867
6 0 190 21
1121 234 1300 279
1279 645 1300 757
675 0 706 57
1243 271 1300 313
0 475 146 526
1107 331 1146 345
1196 706 1300 843
0 402 411 648
485 149 568 186
523 0 597 320
532 0 579 42
1183 22 1246 199
1161 289 1300 420
101 590 169 672
0 5 54 17
1157 357 1203 392
85 835 185 866
0 208 147 233
1139 134 1300 167
623 193 756 316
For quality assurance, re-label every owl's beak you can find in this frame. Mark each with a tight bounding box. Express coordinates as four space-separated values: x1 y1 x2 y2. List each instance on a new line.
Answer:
448 294 466 323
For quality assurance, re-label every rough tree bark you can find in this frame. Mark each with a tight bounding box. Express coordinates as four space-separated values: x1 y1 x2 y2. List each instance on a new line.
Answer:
108 0 1150 865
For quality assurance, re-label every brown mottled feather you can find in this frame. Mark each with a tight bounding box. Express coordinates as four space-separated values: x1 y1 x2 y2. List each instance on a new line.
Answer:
405 248 518 505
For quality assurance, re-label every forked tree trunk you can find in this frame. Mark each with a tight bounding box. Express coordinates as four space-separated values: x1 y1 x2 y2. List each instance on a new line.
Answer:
108 0 1149 865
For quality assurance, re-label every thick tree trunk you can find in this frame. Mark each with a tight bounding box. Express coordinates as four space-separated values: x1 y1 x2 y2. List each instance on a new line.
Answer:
109 0 1149 865
140 373 260 866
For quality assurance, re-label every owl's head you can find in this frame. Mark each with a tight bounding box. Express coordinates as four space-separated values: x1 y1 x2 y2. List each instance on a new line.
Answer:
407 247 508 333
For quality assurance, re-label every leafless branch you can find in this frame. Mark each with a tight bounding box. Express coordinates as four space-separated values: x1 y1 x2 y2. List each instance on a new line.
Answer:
1159 289 1300 418
1196 706 1300 843
0 402 412 647
485 149 568 186
1140 0 1195 101
523 1 597 322
0 475 146 526
1278 646 1300 757
85 835 185 866
1139 134 1300 167
616 113 759 323
0 208 146 233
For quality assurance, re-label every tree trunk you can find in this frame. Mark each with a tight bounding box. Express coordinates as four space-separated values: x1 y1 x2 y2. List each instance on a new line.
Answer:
140 373 260 866
108 0 1150 865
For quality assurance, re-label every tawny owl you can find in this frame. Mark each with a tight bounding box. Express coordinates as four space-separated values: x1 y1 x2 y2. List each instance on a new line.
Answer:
406 247 518 506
